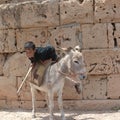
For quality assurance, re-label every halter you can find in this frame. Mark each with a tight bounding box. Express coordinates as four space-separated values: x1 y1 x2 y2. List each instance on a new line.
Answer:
57 62 80 83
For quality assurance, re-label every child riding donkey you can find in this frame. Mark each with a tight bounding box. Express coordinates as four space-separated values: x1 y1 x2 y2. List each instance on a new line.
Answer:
24 41 81 90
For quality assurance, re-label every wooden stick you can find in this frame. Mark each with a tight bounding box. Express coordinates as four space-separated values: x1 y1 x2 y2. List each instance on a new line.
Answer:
17 66 32 94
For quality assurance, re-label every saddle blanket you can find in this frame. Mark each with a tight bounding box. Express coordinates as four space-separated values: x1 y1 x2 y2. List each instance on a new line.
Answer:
31 60 51 86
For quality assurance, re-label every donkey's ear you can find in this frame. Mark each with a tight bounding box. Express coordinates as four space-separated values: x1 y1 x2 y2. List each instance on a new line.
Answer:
73 45 81 52
57 46 73 57
57 46 72 52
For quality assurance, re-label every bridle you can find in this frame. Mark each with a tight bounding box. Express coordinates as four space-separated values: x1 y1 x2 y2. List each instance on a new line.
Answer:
57 62 82 84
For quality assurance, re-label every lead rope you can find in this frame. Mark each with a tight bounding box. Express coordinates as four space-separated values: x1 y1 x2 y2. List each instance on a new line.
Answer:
57 62 78 84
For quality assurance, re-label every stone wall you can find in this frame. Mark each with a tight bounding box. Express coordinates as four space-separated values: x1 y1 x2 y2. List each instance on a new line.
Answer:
0 0 120 110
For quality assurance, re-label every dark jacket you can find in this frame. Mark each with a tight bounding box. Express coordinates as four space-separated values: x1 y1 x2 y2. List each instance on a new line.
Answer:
29 45 57 64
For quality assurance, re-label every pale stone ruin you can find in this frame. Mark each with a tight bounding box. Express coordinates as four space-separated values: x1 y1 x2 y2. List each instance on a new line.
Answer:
0 0 120 110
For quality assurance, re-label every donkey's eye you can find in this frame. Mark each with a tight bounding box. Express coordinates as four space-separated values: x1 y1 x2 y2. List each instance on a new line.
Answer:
74 61 79 64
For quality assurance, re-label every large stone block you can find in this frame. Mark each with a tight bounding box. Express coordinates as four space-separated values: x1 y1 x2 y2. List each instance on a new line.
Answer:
17 76 46 101
107 74 120 99
82 23 108 49
6 100 46 109
108 23 120 48
16 76 31 101
20 0 59 28
3 52 30 77
0 100 7 108
60 0 93 24
63 100 120 110
0 4 20 29
1 99 120 110
82 75 107 100
0 0 59 29
95 0 120 23
63 79 82 100
0 29 16 53
49 23 81 49
0 76 17 100
16 28 48 51
83 49 120 75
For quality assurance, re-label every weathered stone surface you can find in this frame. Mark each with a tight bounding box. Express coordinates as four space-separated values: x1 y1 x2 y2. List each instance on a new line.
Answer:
107 74 120 99
0 76 17 100
95 0 120 23
20 0 59 28
17 76 46 101
1 99 120 110
83 49 120 75
3 52 30 77
0 4 21 29
83 75 107 100
0 0 13 4
49 23 81 49
6 100 46 109
0 54 5 75
0 100 7 108
60 0 93 24
108 23 120 48
0 0 39 4
63 79 82 100
0 29 16 53
16 76 31 100
63 100 120 110
16 28 48 51
0 0 59 29
0 0 120 109
82 23 108 49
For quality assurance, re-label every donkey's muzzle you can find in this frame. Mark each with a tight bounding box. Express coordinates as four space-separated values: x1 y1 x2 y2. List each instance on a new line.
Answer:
79 74 87 80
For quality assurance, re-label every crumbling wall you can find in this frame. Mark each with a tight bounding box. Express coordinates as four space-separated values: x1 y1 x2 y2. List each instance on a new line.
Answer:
0 0 120 110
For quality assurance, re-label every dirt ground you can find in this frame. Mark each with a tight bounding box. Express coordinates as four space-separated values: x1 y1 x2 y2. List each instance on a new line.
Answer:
0 109 120 120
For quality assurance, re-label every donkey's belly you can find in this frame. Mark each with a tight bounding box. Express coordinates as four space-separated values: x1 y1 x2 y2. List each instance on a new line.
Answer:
30 78 64 93
29 82 49 92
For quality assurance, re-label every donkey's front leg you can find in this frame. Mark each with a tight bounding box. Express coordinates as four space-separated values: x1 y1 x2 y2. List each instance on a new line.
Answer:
30 84 36 118
58 89 66 120
48 90 54 120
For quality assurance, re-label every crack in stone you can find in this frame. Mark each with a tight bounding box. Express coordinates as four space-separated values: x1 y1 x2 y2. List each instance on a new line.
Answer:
111 23 117 48
89 63 97 73
77 0 84 4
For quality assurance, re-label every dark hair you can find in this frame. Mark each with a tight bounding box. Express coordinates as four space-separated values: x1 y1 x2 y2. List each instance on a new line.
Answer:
24 41 36 50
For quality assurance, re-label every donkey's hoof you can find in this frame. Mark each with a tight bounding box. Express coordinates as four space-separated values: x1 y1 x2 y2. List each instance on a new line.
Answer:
32 114 36 118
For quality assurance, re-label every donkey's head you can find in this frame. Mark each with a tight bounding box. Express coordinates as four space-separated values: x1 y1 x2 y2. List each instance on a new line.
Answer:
67 46 87 80
52 45 86 94
65 46 87 94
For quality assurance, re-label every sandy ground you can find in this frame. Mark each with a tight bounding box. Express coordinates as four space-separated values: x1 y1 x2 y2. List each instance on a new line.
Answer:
0 109 120 120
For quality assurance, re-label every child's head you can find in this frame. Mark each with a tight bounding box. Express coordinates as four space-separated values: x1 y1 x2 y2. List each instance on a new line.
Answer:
24 41 36 58
24 41 36 50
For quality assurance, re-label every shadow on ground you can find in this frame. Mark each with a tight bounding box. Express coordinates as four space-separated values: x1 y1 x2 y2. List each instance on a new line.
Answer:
31 109 118 120
0 109 119 120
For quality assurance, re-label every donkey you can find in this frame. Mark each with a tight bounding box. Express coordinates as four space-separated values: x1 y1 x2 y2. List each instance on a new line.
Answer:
29 46 87 120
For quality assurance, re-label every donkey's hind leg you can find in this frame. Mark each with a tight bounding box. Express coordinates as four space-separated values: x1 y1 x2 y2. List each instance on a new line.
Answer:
30 84 36 118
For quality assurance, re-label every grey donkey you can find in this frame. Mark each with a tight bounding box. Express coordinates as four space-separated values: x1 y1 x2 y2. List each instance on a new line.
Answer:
29 46 87 120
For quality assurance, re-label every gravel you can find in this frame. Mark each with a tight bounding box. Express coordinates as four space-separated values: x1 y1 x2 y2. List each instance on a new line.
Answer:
0 109 120 120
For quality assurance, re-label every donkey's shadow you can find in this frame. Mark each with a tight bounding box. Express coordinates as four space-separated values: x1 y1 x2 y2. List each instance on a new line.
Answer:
32 110 95 120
